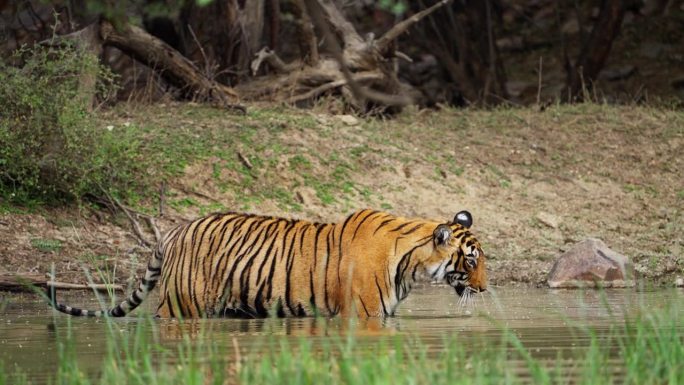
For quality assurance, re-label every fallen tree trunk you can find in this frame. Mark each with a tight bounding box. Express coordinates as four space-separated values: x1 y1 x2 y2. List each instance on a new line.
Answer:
58 19 244 112
99 20 244 111
0 274 123 293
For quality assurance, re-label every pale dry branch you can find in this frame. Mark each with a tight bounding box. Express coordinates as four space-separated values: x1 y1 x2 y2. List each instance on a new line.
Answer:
251 47 293 75
0 273 123 292
375 0 453 54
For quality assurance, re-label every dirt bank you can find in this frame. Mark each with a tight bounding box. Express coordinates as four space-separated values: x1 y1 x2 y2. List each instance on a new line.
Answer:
1 103 682 290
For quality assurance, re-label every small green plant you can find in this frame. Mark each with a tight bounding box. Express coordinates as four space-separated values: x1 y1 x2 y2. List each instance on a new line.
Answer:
30 238 63 253
0 43 139 205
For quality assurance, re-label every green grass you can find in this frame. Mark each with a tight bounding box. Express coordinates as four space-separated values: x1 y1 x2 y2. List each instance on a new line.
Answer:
30 238 63 253
1 298 683 385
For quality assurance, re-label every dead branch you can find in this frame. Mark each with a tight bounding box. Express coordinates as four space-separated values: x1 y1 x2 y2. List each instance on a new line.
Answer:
251 47 293 75
375 0 453 54
173 185 222 203
0 273 123 292
159 182 166 218
145 216 162 243
237 152 254 170
100 188 154 249
48 281 124 291
287 72 383 104
304 0 412 108
99 20 246 112
313 0 365 50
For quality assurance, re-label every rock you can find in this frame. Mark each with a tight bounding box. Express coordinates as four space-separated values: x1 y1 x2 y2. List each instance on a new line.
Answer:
676 277 684 287
536 212 560 229
547 238 635 288
337 114 359 126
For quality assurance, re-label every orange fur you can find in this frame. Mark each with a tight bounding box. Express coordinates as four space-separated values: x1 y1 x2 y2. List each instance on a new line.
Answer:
50 209 487 318
154 209 487 318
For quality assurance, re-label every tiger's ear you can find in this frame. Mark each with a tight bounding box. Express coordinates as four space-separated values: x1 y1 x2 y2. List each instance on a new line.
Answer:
433 224 452 246
453 210 473 229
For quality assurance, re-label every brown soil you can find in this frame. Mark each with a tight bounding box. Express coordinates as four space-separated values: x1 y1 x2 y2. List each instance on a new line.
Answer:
1 103 682 291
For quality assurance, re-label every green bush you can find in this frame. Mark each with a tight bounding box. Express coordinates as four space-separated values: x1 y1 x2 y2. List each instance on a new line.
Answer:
0 43 137 205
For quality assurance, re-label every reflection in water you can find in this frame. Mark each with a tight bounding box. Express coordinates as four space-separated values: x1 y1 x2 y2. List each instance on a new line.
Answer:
1 285 682 384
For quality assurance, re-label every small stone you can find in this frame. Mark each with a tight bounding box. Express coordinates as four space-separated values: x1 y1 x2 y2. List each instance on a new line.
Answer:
536 212 560 229
676 277 684 287
547 238 635 288
338 114 359 126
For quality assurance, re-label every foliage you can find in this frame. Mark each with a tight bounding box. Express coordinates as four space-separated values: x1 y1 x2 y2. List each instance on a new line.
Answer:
0 43 138 205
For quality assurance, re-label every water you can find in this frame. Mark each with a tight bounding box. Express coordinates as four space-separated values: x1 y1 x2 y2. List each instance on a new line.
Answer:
1 286 683 383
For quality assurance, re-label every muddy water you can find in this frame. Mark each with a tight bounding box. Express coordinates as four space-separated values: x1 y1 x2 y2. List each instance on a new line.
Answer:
1 286 683 384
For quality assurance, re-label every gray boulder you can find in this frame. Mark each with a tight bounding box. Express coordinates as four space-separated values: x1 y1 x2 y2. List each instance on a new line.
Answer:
547 238 635 288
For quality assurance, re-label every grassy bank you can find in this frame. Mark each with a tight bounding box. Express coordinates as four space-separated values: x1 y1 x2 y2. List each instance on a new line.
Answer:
1 296 683 385
1 102 682 286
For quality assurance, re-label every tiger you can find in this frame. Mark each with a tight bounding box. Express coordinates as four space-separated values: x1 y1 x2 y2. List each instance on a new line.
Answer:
49 209 487 318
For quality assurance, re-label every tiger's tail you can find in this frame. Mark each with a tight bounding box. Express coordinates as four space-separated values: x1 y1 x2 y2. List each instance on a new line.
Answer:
48 241 164 317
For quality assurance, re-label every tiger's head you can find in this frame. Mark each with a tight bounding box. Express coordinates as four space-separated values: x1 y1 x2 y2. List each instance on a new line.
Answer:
432 210 487 297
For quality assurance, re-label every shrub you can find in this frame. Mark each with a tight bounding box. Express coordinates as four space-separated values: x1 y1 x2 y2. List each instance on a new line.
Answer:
0 42 136 205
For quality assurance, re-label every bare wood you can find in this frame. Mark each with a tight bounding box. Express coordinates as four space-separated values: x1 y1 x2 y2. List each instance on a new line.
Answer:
100 188 154 249
99 20 245 112
305 0 412 108
251 47 294 75
291 0 319 66
287 72 383 104
237 152 254 170
0 274 122 292
537 56 543 106
48 281 124 291
172 185 222 203
145 216 162 243
375 0 453 54
159 182 166 218
313 0 365 50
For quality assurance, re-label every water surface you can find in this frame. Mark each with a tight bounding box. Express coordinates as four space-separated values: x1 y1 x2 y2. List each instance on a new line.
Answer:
1 285 682 383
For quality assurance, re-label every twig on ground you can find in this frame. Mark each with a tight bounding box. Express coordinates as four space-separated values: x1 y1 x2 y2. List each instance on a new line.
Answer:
99 187 154 249
159 182 166 218
238 152 254 170
145 216 162 243
537 56 543 106
47 281 124 291
0 273 123 292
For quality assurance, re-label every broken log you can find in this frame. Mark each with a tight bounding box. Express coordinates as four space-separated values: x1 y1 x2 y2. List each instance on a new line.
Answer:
0 274 123 293
99 20 243 111
241 0 452 112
